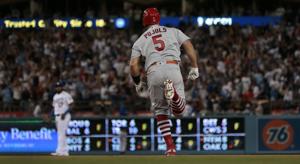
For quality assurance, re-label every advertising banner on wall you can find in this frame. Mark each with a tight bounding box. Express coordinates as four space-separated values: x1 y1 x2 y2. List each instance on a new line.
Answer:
258 118 300 153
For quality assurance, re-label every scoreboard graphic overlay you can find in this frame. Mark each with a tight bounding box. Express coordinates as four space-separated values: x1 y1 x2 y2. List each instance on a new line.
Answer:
0 117 245 153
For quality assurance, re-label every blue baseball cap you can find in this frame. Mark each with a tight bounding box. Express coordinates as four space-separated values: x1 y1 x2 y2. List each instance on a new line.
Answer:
55 81 65 87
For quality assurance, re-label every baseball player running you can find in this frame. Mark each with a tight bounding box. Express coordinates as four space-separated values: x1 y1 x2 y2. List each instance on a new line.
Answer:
129 8 199 156
51 81 73 156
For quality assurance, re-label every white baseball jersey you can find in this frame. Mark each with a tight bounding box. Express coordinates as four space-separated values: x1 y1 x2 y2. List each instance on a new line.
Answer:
131 24 190 70
52 91 73 115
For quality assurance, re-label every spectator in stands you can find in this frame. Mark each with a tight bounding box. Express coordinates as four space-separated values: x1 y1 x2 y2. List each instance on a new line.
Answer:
0 17 299 116
1 84 13 111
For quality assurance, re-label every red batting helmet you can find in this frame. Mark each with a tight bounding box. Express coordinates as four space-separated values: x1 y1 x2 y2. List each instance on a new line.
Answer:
143 8 160 26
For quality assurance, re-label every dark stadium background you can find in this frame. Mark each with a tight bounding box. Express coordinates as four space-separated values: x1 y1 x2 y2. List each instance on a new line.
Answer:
0 0 300 159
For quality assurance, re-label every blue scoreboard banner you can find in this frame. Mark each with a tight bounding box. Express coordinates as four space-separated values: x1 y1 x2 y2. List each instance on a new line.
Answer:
258 118 300 153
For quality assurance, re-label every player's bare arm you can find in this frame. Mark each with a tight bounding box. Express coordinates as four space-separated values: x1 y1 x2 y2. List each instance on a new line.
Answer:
182 40 199 80
182 40 198 68
130 56 147 96
129 56 141 83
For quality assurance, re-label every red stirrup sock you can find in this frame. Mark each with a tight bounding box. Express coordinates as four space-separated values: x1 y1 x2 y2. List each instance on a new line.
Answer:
170 90 186 115
156 115 175 150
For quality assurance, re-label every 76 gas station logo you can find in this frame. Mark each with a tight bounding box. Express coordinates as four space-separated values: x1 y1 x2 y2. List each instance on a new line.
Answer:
262 120 294 150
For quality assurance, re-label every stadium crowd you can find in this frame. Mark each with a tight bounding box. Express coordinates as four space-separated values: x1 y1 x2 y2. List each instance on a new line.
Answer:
0 19 300 117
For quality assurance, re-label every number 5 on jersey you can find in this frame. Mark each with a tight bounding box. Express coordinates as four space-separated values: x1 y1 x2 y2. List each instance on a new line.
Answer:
152 34 165 51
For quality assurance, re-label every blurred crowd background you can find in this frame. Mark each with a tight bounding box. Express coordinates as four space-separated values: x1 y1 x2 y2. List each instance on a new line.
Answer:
0 0 300 117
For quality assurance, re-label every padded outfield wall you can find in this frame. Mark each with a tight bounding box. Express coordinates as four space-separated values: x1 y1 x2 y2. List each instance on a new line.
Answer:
0 116 299 154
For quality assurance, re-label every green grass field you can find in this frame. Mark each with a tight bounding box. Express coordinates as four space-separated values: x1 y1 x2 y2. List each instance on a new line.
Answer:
0 155 299 164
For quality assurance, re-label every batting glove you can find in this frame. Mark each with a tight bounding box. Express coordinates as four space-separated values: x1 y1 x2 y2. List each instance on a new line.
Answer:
188 67 199 80
135 81 147 96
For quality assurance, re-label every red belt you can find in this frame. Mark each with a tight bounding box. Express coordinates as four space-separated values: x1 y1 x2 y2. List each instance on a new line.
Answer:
147 60 179 72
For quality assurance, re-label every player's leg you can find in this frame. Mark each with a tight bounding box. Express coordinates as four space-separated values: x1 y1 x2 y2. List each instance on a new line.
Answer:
155 114 176 155
60 113 71 156
164 80 186 115
55 116 64 154
51 117 59 155
165 65 186 116
147 67 176 156
149 86 175 152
